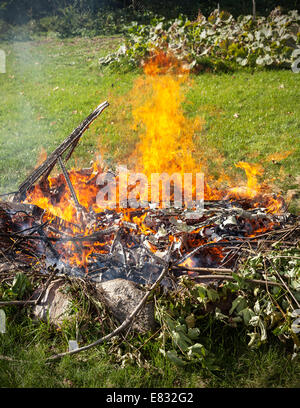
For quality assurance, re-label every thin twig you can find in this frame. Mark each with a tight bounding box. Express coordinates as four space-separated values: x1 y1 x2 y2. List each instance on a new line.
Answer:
58 156 84 221
262 256 286 318
136 327 162 352
0 299 37 306
185 274 284 287
268 259 300 309
15 101 109 200
0 226 118 244
172 266 233 274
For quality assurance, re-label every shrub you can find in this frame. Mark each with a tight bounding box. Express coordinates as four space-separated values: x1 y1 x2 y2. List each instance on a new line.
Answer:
0 7 156 41
99 7 300 72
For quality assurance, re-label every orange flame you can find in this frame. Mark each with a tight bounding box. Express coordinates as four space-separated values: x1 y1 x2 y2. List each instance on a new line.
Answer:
266 150 293 163
232 161 264 198
132 53 202 177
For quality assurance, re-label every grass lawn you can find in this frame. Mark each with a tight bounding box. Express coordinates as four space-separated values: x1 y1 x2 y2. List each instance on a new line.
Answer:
0 306 299 388
0 36 299 209
0 36 299 388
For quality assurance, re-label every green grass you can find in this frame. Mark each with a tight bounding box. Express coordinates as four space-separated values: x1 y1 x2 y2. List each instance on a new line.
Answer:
0 36 133 192
0 308 299 388
0 36 299 210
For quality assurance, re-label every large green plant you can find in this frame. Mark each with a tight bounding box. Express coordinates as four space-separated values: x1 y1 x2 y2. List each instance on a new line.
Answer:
154 245 300 367
100 8 300 72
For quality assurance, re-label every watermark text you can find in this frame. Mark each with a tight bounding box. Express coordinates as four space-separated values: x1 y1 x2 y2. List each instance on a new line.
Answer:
292 48 300 73
96 166 204 211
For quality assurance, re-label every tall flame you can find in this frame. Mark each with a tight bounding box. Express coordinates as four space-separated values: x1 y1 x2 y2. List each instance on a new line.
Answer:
132 52 202 177
130 52 225 202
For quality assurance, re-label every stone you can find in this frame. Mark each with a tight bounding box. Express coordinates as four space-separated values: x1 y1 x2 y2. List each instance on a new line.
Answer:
32 277 156 333
32 279 73 326
96 278 156 333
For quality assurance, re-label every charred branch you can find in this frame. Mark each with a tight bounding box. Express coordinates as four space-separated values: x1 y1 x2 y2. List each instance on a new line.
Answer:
14 101 109 201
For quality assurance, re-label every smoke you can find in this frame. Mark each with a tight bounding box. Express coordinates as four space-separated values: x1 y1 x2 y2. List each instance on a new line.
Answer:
0 49 5 73
0 41 46 194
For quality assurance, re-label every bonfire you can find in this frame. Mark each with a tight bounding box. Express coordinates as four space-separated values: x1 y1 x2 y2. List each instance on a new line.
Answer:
0 52 295 284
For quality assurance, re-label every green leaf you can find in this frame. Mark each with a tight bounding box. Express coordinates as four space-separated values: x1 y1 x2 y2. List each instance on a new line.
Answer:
187 343 206 358
197 285 207 302
229 295 248 315
238 308 256 326
249 315 260 326
164 315 176 331
206 288 219 302
248 332 261 348
11 273 31 299
232 272 246 286
215 307 229 323
249 316 267 342
259 319 267 342
172 325 193 351
187 327 200 340
254 299 261 314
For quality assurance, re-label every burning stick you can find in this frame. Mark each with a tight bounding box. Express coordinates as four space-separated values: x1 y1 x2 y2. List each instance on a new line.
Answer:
14 101 109 201
171 274 284 288
57 156 86 224
35 223 60 260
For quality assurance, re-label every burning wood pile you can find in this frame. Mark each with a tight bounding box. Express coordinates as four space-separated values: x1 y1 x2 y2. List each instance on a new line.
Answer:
0 99 297 290
0 193 296 284
0 52 298 296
